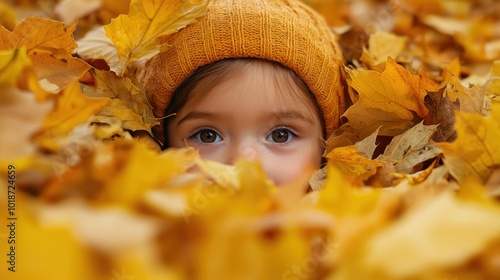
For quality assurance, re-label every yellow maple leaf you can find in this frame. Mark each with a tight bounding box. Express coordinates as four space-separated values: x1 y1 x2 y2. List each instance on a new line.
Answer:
438 102 500 184
104 0 209 75
348 57 433 121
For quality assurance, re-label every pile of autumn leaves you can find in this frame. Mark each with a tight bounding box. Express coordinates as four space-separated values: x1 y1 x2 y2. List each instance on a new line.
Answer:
1 0 500 279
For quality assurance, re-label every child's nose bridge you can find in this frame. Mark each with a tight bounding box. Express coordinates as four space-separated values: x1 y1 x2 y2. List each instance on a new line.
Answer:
234 138 259 161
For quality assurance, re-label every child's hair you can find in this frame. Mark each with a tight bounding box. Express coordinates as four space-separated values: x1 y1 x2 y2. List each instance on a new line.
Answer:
163 58 325 148
144 0 346 145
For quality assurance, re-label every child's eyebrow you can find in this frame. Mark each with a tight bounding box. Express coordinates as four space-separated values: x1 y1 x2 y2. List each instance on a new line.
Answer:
176 111 218 127
271 110 314 124
176 110 314 126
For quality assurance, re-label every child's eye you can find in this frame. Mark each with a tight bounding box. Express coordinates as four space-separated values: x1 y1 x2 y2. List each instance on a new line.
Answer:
266 128 296 143
193 129 223 143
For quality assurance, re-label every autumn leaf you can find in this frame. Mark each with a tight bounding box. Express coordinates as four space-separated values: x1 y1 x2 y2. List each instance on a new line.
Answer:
444 74 489 115
341 104 417 139
104 0 209 75
0 17 77 53
0 47 30 87
0 17 90 93
325 145 385 183
347 57 433 122
75 26 118 68
83 68 158 134
377 122 441 173
423 85 459 142
0 1 16 31
363 193 500 279
360 31 408 71
55 0 102 24
487 60 500 97
316 164 381 217
438 103 500 185
37 81 110 151
438 102 500 184
0 193 98 280
0 87 52 160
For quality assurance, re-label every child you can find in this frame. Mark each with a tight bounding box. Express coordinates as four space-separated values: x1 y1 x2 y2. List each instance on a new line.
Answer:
144 0 347 186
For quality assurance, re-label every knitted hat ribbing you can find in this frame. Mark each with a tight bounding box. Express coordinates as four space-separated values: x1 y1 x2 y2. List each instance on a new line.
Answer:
144 0 346 144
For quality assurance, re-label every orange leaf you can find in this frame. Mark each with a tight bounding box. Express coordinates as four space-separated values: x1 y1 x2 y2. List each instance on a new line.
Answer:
42 81 110 135
325 145 385 182
0 17 77 54
0 17 90 93
348 57 433 120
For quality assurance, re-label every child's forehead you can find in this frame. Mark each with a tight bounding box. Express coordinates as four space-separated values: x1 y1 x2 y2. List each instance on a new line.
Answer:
193 61 313 108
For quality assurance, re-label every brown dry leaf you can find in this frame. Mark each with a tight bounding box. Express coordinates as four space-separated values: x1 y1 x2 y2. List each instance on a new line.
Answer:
347 57 433 122
439 102 500 184
377 122 441 174
103 0 209 74
0 17 90 93
423 85 459 142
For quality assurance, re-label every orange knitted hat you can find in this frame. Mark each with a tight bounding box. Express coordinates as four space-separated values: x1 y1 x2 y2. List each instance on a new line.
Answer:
144 0 346 144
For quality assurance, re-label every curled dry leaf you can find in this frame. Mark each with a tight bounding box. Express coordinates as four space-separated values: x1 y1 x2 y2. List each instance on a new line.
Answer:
377 122 441 174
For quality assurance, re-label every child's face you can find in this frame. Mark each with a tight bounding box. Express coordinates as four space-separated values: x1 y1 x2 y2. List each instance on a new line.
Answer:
167 63 323 186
